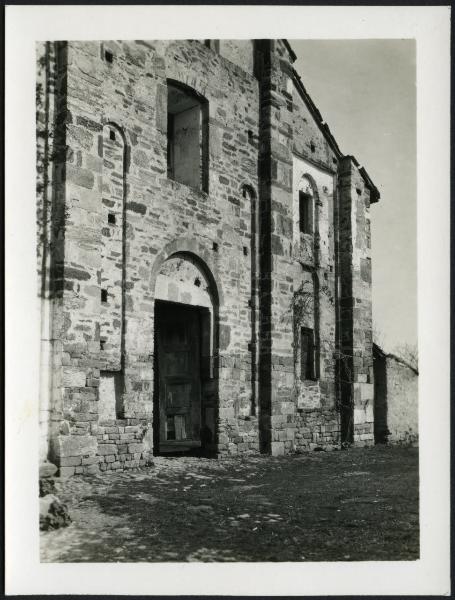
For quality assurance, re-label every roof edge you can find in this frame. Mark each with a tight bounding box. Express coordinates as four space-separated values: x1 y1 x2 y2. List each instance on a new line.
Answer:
359 165 380 203
373 343 418 375
282 39 297 63
345 156 380 203
290 67 343 159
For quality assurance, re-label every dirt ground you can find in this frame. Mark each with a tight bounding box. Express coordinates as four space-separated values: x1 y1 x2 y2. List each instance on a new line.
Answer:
40 445 419 562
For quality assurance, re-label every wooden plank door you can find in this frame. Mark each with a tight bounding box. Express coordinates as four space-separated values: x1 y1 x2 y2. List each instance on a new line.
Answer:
156 302 201 451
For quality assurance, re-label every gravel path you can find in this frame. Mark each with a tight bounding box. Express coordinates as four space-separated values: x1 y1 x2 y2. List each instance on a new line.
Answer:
40 445 419 562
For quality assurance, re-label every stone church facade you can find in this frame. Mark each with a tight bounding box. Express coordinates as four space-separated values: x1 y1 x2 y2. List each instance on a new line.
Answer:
37 39 379 476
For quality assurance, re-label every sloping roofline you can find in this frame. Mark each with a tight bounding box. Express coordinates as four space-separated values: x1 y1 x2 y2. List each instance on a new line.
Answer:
282 39 297 63
282 39 380 203
373 343 419 376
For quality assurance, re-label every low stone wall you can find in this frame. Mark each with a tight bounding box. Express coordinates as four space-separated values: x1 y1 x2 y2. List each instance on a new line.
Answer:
373 345 418 446
56 419 152 476
96 419 153 473
218 415 260 455
385 357 418 445
294 408 340 451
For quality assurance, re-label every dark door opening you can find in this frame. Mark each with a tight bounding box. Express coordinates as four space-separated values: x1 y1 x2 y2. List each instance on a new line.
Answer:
154 300 207 456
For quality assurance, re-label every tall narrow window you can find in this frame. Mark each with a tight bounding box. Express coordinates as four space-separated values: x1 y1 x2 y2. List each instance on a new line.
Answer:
167 113 175 179
299 191 313 234
295 175 315 241
301 327 316 381
167 80 208 191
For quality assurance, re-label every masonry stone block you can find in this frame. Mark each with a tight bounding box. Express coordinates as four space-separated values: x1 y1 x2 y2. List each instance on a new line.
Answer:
360 383 374 402
52 435 98 459
63 368 87 388
85 464 101 474
59 456 82 467
59 466 76 478
354 407 366 425
128 443 144 454
98 444 118 455
271 442 285 456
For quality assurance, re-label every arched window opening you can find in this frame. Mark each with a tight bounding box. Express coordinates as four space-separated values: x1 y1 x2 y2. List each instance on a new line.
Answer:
242 185 255 202
294 268 320 383
298 177 314 235
300 327 316 381
167 80 208 192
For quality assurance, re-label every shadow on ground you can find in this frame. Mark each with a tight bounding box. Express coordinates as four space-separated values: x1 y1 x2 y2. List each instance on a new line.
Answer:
40 445 419 562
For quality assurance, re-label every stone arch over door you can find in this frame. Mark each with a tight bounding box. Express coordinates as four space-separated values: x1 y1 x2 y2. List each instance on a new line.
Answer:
150 238 223 308
151 243 221 455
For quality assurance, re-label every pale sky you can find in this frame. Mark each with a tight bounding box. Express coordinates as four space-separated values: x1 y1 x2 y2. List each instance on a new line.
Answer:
291 40 417 352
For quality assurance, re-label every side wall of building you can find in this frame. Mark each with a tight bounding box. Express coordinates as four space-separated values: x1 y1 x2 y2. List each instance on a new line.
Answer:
373 346 418 446
338 157 375 445
289 66 340 451
386 358 418 444
254 40 375 455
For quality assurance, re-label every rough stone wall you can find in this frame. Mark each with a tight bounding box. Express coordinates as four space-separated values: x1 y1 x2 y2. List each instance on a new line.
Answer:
219 40 255 75
292 80 339 172
255 40 340 456
373 347 418 446
385 357 418 444
99 124 125 371
288 63 340 451
56 419 151 476
38 39 261 472
37 39 378 473
290 158 339 451
338 157 375 446
294 408 340 451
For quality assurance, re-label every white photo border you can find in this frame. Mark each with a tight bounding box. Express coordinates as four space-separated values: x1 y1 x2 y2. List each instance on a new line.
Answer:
5 5 451 596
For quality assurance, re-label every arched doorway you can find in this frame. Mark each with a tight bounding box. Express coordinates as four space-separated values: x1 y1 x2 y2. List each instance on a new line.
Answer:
153 252 219 456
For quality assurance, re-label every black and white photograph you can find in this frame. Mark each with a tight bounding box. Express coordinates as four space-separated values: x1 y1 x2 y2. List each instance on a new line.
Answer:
5 5 450 596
